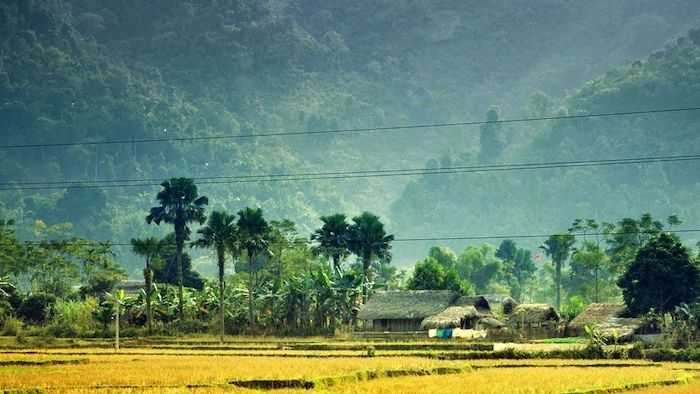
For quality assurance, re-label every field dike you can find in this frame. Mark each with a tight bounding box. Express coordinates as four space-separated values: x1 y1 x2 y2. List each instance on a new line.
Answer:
230 365 471 390
561 373 693 394
1 389 44 394
0 358 88 366
280 343 493 351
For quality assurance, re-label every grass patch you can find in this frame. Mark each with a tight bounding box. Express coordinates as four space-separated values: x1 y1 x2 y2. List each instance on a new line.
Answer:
531 337 588 344
229 365 470 389
562 374 693 394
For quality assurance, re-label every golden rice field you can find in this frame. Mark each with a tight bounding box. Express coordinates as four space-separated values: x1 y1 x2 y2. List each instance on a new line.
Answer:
0 339 698 393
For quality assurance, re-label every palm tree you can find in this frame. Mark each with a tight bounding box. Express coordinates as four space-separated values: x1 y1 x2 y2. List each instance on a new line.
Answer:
146 178 208 320
540 233 576 311
236 207 271 330
130 237 164 334
311 213 350 276
347 211 394 304
193 210 236 344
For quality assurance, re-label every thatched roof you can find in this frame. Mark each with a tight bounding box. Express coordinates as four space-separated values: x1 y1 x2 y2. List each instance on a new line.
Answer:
509 304 561 325
567 303 642 339
481 294 519 314
357 290 459 320
456 295 491 310
421 305 479 329
420 296 503 329
479 316 507 329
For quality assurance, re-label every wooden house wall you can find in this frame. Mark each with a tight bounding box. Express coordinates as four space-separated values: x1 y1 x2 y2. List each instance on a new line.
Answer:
371 318 423 332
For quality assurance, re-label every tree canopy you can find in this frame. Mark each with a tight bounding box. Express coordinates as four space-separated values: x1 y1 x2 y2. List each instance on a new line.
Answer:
618 233 700 315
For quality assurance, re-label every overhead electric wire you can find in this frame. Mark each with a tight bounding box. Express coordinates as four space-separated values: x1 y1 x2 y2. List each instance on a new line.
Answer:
1 153 698 191
1 106 699 149
7 228 700 247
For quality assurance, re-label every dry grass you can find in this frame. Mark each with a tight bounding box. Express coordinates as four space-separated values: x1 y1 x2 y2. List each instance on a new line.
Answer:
0 344 693 393
467 358 656 367
0 353 464 390
48 387 253 393
326 366 689 394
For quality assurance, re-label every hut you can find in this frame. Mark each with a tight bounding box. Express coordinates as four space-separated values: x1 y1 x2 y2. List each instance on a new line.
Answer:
114 280 145 296
357 290 459 331
481 294 519 315
420 296 505 330
421 305 480 330
508 304 561 328
566 303 642 340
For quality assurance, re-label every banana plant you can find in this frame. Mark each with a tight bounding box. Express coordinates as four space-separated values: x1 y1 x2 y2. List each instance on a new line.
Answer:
131 283 163 325
104 289 126 351
312 267 338 333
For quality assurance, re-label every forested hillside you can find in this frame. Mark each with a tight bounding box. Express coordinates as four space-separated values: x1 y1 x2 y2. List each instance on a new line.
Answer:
391 30 700 261
1 0 699 273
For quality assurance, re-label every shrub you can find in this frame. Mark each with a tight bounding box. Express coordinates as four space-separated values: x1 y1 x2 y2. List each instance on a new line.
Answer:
560 295 585 322
0 298 14 320
365 346 376 357
46 297 99 337
1 316 23 336
162 319 208 335
17 293 56 324
628 341 646 359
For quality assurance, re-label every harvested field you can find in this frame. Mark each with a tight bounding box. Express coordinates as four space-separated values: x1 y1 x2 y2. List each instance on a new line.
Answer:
0 338 697 393
328 366 690 394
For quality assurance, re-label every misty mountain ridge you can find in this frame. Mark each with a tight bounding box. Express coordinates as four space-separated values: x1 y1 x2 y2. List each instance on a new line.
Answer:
1 0 699 274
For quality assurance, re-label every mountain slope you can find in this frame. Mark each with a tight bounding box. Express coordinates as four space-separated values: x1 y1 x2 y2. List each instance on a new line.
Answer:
1 0 699 272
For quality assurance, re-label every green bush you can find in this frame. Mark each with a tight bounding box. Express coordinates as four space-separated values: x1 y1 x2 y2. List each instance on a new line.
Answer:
560 295 585 322
628 341 645 359
45 297 99 337
365 345 376 357
161 319 209 335
1 316 23 336
17 293 56 324
0 298 14 320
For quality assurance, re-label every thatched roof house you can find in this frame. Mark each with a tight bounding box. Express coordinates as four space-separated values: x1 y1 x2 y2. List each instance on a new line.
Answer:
421 295 505 330
421 305 480 330
508 304 561 327
566 303 642 339
481 294 519 315
458 295 491 310
357 291 508 332
357 290 459 331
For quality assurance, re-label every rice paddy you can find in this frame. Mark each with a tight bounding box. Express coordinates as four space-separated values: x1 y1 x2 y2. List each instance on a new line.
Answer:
0 336 697 393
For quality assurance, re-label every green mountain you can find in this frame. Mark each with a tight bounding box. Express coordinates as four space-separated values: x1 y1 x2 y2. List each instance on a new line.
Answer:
1 0 699 273
391 29 700 262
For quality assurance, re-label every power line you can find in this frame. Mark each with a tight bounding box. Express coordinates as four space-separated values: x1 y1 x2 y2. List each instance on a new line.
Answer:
1 153 698 191
1 106 699 149
7 228 700 247
392 228 700 242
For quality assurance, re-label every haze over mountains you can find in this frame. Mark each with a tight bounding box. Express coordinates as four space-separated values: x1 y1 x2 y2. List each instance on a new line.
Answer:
1 0 700 274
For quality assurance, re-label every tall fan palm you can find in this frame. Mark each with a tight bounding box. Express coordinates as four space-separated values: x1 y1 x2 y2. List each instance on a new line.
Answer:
540 233 576 311
236 207 271 329
146 178 208 320
130 237 164 334
193 210 237 344
311 213 350 276
347 212 394 304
